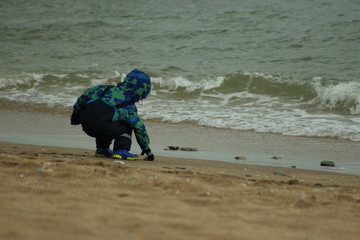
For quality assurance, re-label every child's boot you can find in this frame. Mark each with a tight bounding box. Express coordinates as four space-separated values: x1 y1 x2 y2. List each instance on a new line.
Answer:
95 148 113 158
112 149 138 160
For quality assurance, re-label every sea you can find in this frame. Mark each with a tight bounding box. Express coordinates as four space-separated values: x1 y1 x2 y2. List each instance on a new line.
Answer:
1 0 360 141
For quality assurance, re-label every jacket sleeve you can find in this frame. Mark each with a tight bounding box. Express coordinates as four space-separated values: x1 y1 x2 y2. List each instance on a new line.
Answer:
72 86 102 116
124 115 150 151
72 93 90 116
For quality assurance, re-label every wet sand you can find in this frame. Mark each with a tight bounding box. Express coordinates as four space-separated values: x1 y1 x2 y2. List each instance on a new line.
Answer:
1 109 360 175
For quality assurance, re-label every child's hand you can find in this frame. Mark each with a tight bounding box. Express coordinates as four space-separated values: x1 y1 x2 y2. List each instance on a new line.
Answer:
141 148 154 161
144 153 154 161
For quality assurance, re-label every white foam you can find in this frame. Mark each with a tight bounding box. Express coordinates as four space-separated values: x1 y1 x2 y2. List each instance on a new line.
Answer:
141 93 360 142
152 75 225 92
90 78 109 86
243 71 287 82
0 73 45 89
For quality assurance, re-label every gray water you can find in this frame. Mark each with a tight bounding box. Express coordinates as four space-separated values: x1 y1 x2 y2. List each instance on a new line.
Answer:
1 0 360 140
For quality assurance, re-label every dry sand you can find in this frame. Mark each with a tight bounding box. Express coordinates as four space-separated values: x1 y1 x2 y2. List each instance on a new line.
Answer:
1 141 360 240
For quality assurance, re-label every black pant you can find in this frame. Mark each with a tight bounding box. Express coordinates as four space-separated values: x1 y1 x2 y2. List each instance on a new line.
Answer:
80 100 132 150
89 121 132 150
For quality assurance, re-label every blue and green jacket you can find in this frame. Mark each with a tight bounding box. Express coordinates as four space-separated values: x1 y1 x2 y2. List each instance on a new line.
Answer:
72 69 151 150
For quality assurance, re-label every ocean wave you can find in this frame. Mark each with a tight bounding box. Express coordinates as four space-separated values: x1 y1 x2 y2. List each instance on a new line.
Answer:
152 72 310 97
2 71 359 116
310 78 360 115
0 72 117 90
151 75 224 92
151 72 360 115
1 70 359 141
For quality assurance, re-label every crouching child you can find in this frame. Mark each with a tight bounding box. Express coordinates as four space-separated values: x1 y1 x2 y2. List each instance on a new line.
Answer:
70 69 154 161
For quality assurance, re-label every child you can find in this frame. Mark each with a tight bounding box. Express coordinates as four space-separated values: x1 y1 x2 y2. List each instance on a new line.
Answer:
70 69 154 161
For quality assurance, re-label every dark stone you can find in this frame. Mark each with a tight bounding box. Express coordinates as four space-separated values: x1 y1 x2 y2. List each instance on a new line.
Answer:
288 179 300 185
165 146 180 151
165 146 198 151
320 161 335 167
117 193 130 197
180 147 198 151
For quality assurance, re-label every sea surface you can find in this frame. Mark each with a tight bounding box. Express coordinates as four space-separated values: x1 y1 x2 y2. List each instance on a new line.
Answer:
1 0 360 141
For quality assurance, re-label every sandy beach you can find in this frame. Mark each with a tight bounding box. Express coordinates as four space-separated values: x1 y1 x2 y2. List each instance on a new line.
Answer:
1 109 360 240
1 141 360 240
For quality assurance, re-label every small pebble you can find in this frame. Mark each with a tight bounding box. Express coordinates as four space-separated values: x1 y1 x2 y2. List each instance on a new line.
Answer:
113 160 125 165
165 146 180 151
273 170 289 177
117 193 130 197
175 166 186 170
36 168 53 173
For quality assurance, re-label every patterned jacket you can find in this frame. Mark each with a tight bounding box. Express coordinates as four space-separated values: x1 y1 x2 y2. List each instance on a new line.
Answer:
72 69 151 150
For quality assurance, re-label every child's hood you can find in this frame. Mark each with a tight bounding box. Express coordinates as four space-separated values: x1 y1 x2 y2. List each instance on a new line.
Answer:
117 69 151 102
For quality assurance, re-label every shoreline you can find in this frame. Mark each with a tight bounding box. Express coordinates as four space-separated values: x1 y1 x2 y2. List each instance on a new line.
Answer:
1 109 359 176
1 141 360 187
